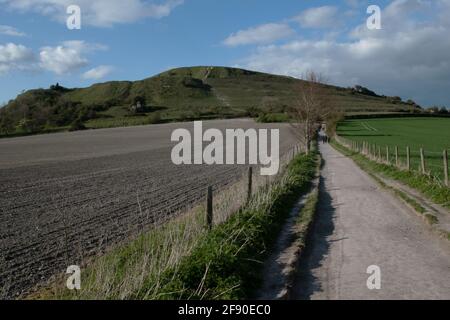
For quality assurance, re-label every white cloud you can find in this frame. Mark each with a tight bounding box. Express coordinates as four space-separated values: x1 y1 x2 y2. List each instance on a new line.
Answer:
236 0 450 106
39 40 106 75
0 43 34 74
294 6 339 29
223 23 294 47
0 0 183 27
345 0 363 8
82 65 114 80
0 25 26 37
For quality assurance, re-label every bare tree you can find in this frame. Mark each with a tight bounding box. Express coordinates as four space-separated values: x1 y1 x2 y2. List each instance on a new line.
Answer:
289 71 335 154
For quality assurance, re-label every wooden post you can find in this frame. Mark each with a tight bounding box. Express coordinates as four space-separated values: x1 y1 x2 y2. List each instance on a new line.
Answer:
420 148 426 174
444 149 449 187
406 146 410 171
386 146 389 164
395 146 399 167
247 167 253 203
378 146 381 162
206 186 213 230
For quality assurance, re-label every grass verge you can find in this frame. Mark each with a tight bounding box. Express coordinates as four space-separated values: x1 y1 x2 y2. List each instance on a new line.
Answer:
136 152 318 300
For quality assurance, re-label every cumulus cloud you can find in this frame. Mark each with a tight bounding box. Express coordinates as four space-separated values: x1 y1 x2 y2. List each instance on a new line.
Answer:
294 6 339 29
223 23 294 47
82 65 114 80
39 40 107 75
0 40 107 76
0 0 183 27
235 0 450 106
0 25 26 37
0 43 34 74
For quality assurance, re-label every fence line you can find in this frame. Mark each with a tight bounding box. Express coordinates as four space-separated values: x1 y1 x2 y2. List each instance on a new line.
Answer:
206 142 305 228
335 135 449 188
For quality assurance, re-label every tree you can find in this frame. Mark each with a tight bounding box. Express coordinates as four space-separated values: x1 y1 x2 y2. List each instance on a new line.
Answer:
439 107 449 114
69 118 87 131
0 112 15 135
288 71 335 154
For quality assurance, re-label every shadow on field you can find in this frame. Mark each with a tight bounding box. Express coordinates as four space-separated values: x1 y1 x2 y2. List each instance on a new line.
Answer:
292 169 337 300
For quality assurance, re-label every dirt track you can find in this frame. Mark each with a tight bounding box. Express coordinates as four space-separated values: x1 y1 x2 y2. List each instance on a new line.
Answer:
0 119 296 299
292 143 450 300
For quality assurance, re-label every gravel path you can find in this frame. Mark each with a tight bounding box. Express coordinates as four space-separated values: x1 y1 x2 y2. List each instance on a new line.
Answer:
0 119 296 299
292 142 450 300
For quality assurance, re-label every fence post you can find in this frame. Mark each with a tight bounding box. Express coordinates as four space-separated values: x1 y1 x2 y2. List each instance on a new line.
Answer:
444 149 449 187
247 166 253 203
378 146 381 162
406 146 410 171
395 146 399 167
206 186 213 230
420 148 426 174
386 146 389 164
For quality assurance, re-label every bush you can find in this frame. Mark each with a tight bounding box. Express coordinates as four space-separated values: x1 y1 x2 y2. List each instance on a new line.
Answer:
146 112 162 124
69 118 87 131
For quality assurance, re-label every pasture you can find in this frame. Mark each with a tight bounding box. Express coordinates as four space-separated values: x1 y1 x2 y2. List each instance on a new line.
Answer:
337 117 450 180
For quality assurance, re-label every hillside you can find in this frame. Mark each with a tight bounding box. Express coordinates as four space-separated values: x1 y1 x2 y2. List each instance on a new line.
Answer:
0 66 419 135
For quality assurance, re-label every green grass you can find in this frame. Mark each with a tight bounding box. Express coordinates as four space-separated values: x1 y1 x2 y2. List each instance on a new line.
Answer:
140 152 318 300
337 118 450 180
257 112 290 123
85 115 152 129
331 140 450 211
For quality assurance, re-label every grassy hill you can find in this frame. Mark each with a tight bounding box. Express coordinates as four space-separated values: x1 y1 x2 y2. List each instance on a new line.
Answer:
0 66 419 136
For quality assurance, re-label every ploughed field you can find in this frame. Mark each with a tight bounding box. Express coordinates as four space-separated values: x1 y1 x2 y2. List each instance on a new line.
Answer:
0 119 297 299
337 117 450 180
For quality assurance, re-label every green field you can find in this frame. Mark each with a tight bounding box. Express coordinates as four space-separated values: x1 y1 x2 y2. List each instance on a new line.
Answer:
337 117 450 179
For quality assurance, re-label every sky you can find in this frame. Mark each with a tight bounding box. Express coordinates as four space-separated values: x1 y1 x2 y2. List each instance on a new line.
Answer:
0 0 449 107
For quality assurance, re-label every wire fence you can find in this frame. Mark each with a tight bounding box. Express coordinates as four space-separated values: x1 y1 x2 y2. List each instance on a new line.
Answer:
209 143 304 228
335 135 449 188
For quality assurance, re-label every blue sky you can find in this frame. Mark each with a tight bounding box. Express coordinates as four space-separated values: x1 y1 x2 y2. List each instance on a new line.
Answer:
1 0 449 107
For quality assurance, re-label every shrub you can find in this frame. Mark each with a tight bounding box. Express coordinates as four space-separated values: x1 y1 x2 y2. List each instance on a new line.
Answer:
146 112 162 124
69 118 87 131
